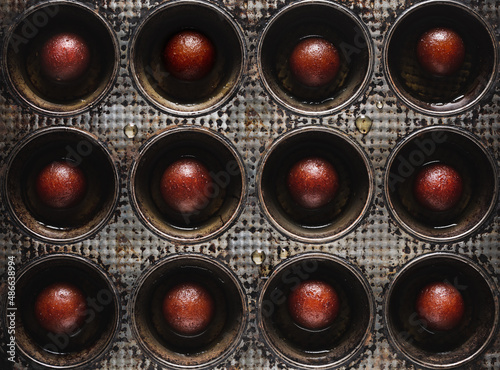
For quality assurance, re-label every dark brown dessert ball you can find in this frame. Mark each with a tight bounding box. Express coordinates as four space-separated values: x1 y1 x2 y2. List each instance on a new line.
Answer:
162 282 215 336
40 32 91 83
287 156 340 209
34 282 87 334
416 27 465 77
163 30 216 81
160 158 213 214
416 281 465 331
413 163 463 212
289 37 341 88
35 160 87 209
288 280 340 330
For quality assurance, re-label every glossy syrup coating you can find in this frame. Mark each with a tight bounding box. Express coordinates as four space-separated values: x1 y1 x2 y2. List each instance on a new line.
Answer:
162 282 215 336
416 27 465 77
287 280 340 330
413 163 463 212
416 281 465 331
34 282 87 334
163 30 216 81
40 32 91 83
289 37 341 88
160 158 213 214
286 156 340 209
35 160 87 209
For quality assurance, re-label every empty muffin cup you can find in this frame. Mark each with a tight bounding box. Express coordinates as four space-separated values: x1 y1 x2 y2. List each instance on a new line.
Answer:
2 1 119 116
130 0 246 116
257 0 374 116
257 126 374 243
5 253 120 369
130 254 248 369
384 125 497 242
258 252 374 369
129 125 247 243
384 252 499 369
2 126 120 244
383 0 498 116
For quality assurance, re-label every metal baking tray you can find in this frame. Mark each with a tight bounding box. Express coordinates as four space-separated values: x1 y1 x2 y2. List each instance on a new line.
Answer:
0 0 498 368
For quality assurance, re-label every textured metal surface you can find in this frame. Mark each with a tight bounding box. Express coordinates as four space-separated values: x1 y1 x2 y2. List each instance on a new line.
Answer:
0 0 499 369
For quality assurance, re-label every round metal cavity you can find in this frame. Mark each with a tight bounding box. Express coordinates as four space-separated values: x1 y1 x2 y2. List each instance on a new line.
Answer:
384 252 499 369
130 254 248 369
382 0 498 116
257 252 374 369
2 0 119 116
129 125 247 244
2 253 121 369
256 125 374 244
384 125 497 243
129 0 247 116
257 0 374 116
2 126 120 244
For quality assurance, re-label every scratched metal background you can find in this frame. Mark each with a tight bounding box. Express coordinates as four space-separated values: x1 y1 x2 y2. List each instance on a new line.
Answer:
0 0 499 369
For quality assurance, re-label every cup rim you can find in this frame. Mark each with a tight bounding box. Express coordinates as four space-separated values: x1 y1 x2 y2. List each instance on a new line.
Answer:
383 125 498 243
256 0 375 116
128 0 248 117
1 0 120 117
129 253 249 369
128 125 248 244
381 0 499 117
383 251 500 369
256 125 375 243
1 126 121 244
257 252 375 369
9 253 121 369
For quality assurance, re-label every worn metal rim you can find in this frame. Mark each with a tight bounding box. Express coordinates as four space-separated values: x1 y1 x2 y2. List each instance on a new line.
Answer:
1 0 120 117
129 0 247 117
129 253 249 369
383 252 500 369
382 0 499 117
383 125 498 243
256 125 375 244
257 0 375 116
10 253 121 369
257 252 375 369
2 126 120 244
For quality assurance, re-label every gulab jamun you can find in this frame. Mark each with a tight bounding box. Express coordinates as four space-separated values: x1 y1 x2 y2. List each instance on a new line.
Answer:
287 156 340 209
287 280 340 330
415 281 465 331
163 30 216 81
40 32 91 83
35 160 87 209
416 27 465 77
162 282 215 336
34 282 87 334
160 158 213 214
413 163 463 212
289 37 341 88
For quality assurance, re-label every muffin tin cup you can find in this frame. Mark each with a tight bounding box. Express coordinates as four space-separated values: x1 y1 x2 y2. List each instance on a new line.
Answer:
383 125 498 243
382 0 499 116
1 126 120 244
2 253 121 369
129 0 247 116
129 125 247 244
257 0 374 116
257 125 374 244
2 0 119 116
384 252 499 369
258 252 375 369
130 253 248 369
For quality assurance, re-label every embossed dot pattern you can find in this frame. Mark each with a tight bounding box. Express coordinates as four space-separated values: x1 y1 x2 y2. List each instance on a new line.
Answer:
0 0 499 369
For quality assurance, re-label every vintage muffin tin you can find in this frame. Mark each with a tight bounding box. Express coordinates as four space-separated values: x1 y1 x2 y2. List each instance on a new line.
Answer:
0 0 499 369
